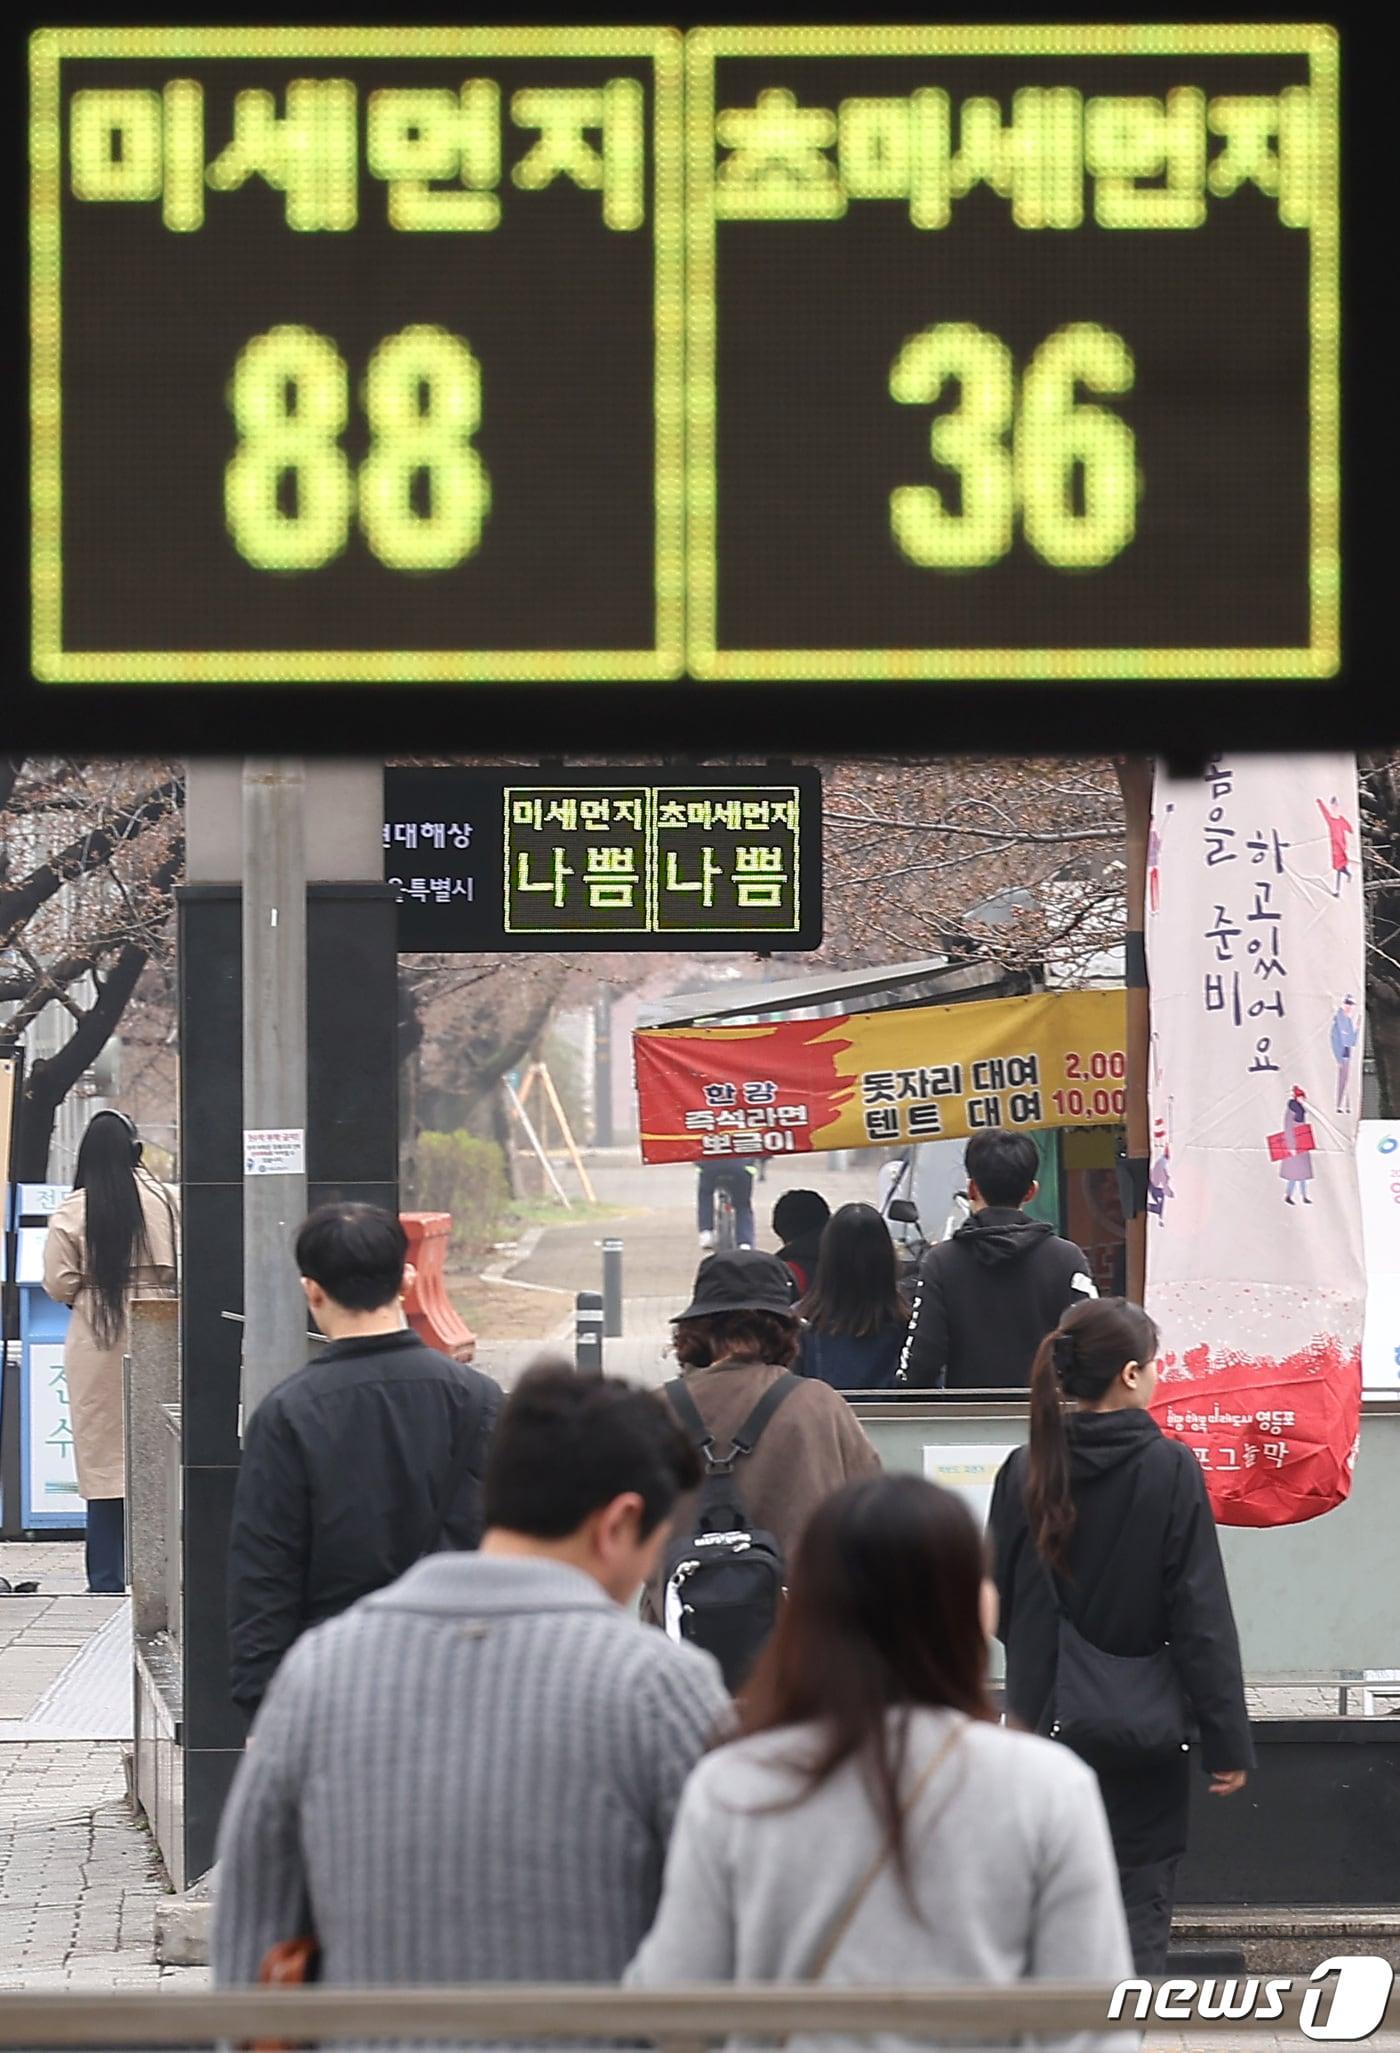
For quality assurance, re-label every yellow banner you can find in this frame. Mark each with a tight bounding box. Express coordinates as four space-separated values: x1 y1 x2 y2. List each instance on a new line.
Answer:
636 987 1127 1162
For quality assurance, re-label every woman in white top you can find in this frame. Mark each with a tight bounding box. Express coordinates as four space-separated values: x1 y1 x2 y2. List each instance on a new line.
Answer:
628 1472 1132 2011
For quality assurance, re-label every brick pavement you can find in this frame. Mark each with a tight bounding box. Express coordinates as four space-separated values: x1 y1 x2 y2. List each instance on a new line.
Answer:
0 1741 202 1988
1145 2042 1400 2051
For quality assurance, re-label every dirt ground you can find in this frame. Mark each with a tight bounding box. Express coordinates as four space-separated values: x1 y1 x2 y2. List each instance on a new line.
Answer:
445 1272 571 1342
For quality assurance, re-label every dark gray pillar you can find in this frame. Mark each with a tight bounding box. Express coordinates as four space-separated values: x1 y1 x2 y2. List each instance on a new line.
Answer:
178 763 396 1882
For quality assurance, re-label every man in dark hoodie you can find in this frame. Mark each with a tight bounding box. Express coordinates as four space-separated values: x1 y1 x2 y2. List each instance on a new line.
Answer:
899 1132 1097 1388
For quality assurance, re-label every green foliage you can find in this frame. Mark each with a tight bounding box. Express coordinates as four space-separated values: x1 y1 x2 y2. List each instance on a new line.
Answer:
411 1128 510 1261
505 1195 631 1230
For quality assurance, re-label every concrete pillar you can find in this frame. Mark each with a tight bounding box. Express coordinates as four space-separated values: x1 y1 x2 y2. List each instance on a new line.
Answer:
126 1297 180 1640
240 762 308 1424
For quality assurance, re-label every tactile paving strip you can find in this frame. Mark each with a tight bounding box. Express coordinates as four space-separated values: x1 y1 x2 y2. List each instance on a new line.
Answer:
0 1603 131 1742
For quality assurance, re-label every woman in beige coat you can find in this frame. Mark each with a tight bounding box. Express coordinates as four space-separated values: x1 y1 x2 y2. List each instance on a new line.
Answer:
43 1111 178 1592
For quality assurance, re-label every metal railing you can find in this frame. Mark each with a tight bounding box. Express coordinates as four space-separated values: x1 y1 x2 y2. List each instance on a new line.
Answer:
0 1980 1396 2047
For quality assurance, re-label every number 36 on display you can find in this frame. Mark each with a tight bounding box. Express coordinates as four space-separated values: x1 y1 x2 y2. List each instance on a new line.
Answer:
224 315 1138 577
890 322 1139 571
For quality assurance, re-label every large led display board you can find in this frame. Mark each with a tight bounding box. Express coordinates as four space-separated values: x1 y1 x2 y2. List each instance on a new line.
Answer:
29 25 1339 692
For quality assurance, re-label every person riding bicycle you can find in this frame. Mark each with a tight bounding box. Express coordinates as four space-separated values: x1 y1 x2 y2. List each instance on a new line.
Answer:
697 1157 757 1251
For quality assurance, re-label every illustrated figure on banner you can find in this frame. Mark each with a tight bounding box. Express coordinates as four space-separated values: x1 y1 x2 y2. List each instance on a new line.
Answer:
1330 996 1360 1115
1147 1113 1173 1224
1271 1086 1315 1206
1317 795 1355 898
1146 803 1174 916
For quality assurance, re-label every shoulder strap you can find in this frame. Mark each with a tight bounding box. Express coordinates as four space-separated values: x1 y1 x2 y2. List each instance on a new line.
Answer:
664 1372 799 1469
805 1718 965 1981
420 1373 489 1557
663 1377 713 1453
730 1372 799 1456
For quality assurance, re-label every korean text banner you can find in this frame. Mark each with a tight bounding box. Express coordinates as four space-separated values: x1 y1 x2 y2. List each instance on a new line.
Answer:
634 988 1126 1164
1145 754 1365 1527
1357 1122 1400 1394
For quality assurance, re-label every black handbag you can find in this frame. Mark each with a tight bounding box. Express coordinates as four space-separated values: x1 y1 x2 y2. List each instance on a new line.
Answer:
1040 1459 1191 1765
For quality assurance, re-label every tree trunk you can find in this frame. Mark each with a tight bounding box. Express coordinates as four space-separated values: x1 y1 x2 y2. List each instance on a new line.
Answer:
1113 756 1153 1304
397 970 425 1199
459 982 566 1116
1359 754 1400 1116
1368 974 1400 1119
14 944 149 1179
491 1083 519 1200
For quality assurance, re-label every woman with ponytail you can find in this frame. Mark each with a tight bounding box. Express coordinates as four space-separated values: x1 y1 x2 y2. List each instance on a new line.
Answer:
44 1111 179 1593
988 1297 1252 1976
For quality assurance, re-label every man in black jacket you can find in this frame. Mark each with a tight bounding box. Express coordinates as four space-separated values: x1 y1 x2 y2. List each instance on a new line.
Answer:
226 1202 500 1722
771 1187 830 1300
899 1131 1097 1388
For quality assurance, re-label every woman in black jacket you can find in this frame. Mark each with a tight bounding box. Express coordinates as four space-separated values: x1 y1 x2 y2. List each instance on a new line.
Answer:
988 1296 1253 1975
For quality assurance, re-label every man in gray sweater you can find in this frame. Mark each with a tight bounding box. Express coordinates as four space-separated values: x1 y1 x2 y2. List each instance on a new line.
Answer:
213 1364 729 1986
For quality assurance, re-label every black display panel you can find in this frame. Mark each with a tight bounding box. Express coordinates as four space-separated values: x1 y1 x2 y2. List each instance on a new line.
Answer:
385 764 823 950
31 28 682 683
686 26 1338 682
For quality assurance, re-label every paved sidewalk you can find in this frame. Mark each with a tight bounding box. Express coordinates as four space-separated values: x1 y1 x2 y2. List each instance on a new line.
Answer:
0 1542 203 1989
0 1742 202 1988
0 1596 129 1739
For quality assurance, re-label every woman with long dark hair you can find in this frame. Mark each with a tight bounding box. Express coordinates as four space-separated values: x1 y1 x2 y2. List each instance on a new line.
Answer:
43 1112 179 1592
796 1202 908 1391
628 1474 1130 1993
988 1297 1252 1975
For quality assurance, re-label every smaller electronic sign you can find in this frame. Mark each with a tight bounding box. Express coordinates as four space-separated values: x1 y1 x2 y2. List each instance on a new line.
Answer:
385 765 822 951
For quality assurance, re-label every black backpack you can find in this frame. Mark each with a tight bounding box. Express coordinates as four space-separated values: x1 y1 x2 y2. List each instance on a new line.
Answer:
660 1374 798 1693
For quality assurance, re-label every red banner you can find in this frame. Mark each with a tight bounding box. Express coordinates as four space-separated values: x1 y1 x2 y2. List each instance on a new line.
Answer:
634 990 1126 1164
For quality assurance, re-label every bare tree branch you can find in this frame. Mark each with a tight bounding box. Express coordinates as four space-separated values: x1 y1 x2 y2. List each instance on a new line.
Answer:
0 775 181 948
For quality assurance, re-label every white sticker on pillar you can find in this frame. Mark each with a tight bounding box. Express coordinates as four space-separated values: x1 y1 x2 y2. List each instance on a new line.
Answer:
243 1128 306 1176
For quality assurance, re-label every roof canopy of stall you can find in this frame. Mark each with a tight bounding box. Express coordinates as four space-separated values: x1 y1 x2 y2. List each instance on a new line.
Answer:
637 955 1028 1031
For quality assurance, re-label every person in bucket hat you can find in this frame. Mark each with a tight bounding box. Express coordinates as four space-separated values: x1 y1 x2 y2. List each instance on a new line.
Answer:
640 1252 880 1631
671 1249 806 1323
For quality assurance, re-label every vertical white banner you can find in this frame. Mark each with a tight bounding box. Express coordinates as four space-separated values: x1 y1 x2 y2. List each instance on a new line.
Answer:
1357 1122 1400 1393
1145 754 1365 1525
